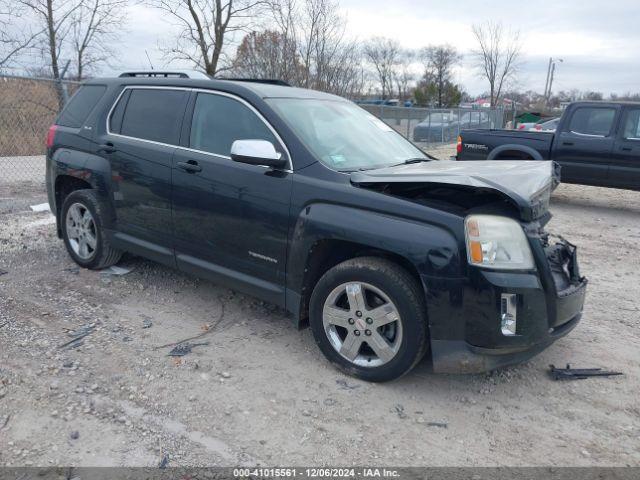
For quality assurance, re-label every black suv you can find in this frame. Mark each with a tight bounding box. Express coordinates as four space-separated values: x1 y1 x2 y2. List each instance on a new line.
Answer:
46 72 588 381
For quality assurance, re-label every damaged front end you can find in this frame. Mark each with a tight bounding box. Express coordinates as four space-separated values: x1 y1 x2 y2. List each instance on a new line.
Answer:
350 160 561 222
351 160 587 373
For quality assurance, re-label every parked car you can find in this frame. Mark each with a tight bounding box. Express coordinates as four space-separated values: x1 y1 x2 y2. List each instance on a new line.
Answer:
46 72 587 381
456 101 640 190
531 117 560 132
414 110 493 142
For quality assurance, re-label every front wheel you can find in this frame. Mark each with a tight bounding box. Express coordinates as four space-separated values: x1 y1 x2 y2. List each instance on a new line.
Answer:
309 257 429 382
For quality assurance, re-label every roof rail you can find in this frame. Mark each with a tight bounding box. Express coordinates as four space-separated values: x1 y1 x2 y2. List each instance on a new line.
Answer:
117 70 210 79
220 78 291 87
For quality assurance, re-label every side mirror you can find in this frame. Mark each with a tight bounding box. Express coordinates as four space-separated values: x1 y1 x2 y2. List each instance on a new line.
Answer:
230 140 287 169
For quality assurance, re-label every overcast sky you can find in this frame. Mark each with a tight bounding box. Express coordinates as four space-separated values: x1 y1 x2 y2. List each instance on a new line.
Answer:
109 0 639 96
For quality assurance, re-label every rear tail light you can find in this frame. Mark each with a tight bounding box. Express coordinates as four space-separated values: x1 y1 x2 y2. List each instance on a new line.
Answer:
46 125 58 149
456 135 462 154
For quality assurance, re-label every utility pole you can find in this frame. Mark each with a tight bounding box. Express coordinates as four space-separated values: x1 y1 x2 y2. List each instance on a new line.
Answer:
543 57 553 100
544 58 563 109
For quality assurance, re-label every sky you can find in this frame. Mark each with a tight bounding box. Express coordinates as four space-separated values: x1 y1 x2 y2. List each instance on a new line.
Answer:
102 0 640 96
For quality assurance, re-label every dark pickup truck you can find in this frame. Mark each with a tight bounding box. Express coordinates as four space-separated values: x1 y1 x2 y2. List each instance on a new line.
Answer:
456 101 640 190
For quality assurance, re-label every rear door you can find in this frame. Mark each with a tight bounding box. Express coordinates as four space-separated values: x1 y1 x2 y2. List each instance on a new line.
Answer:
100 86 189 263
610 107 640 190
552 105 619 185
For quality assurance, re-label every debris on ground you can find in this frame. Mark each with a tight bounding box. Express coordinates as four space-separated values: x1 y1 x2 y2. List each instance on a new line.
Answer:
0 415 10 430
30 203 50 212
335 379 360 390
142 319 153 329
70 431 80 440
158 453 169 469
394 404 407 419
0 269 7 276
155 301 226 350
167 342 209 357
426 421 448 429
58 325 95 349
549 364 624 381
101 265 133 276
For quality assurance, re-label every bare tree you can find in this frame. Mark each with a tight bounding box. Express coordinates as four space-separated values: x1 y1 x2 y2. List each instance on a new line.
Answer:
231 0 364 97
393 49 414 102
70 0 127 80
152 0 269 76
471 22 521 107
421 44 461 107
363 36 400 100
18 0 82 107
231 29 301 82
0 1 41 70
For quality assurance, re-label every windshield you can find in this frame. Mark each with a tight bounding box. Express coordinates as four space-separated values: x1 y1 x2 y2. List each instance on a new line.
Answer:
266 98 427 171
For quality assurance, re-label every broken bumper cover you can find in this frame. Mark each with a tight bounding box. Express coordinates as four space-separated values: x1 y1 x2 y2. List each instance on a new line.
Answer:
431 311 582 374
425 246 587 374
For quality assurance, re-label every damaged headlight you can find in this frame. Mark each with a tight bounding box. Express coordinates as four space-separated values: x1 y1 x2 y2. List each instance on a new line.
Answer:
464 215 534 270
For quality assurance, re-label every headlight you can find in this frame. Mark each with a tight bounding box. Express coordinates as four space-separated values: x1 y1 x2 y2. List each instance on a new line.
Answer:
464 215 534 270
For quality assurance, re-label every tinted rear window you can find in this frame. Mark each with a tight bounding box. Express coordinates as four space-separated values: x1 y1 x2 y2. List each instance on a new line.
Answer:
57 85 107 128
119 89 188 144
568 107 616 136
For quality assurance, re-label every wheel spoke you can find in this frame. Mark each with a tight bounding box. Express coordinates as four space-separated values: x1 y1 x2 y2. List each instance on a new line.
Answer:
339 333 363 361
85 231 97 249
324 306 351 328
70 206 82 224
346 283 366 313
368 303 399 327
78 238 89 258
367 331 395 363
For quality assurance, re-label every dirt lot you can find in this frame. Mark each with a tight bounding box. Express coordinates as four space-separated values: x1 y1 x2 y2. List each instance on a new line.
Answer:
1 173 639 468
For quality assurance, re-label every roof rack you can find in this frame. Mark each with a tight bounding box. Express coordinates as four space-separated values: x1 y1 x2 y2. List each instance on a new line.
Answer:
220 78 291 87
117 70 210 79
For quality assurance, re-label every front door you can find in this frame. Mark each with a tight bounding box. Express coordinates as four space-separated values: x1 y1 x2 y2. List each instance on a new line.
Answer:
610 107 640 190
552 105 619 186
171 91 293 305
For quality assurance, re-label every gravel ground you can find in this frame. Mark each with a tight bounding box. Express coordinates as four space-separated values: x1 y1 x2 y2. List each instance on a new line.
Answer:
0 176 639 468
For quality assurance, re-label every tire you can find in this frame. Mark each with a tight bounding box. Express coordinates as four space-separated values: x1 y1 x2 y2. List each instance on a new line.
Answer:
61 189 122 270
309 257 429 382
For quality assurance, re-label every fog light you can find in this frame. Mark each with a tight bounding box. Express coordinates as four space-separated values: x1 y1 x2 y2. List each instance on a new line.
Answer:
501 293 517 336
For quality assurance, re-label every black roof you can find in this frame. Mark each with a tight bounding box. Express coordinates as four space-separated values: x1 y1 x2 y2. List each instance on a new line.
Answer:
85 76 346 101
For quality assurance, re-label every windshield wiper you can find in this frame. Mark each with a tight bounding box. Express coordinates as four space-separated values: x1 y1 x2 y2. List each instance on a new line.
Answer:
387 157 433 168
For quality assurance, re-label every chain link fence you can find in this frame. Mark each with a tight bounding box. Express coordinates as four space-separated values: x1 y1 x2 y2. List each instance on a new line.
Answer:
0 75 80 185
1 74 507 185
360 104 507 154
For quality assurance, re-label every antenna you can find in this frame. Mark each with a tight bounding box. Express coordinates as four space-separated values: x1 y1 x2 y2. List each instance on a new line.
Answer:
145 50 154 70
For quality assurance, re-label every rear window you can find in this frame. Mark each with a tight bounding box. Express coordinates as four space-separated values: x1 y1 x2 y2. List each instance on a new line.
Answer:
118 89 188 144
568 107 616 136
57 85 107 128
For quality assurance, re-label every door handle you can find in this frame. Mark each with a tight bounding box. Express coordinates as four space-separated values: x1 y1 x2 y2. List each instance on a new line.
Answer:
177 160 202 173
562 142 574 146
621 147 632 152
98 142 116 154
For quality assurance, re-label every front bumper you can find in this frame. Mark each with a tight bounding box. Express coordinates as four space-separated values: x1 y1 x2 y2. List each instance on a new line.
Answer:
425 234 587 374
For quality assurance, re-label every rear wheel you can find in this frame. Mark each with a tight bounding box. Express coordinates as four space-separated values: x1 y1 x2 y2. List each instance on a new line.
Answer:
309 257 428 382
61 189 122 269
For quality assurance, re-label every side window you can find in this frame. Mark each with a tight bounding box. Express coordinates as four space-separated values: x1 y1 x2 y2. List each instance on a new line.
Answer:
189 93 277 157
57 85 106 127
622 109 640 140
568 107 616 136
108 89 131 134
119 89 188 144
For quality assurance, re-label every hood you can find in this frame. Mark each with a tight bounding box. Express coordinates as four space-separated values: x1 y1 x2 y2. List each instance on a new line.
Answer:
350 160 560 221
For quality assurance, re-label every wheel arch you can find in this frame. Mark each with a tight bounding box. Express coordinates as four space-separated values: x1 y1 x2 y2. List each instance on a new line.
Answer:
293 238 425 328
488 144 543 160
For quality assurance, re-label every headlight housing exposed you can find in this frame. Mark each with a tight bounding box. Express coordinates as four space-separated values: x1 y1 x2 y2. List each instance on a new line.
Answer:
464 215 534 270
